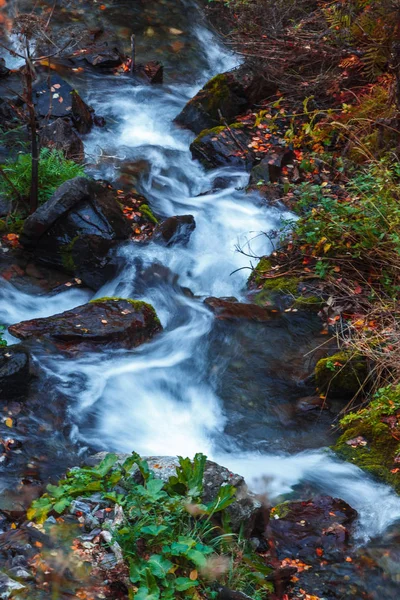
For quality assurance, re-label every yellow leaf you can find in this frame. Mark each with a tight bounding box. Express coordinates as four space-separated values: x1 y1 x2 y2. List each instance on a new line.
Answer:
323 243 332 253
5 418 12 427
190 570 198 581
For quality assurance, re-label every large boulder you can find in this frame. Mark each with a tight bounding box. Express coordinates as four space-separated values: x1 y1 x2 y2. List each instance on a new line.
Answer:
19 177 132 289
8 298 162 353
0 345 32 401
86 454 263 534
152 215 195 247
39 118 84 162
175 66 276 135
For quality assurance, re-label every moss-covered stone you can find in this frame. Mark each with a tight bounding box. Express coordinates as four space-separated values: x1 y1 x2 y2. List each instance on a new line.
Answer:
192 125 226 145
315 351 368 399
90 297 161 326
201 73 233 117
334 420 400 493
293 295 324 311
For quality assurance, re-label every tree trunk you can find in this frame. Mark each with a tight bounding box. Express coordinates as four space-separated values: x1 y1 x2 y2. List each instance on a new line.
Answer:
25 42 39 214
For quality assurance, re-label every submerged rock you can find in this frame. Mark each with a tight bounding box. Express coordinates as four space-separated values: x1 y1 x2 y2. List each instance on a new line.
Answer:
269 496 357 561
152 215 195 246
0 345 32 401
175 67 276 135
8 298 162 353
204 297 280 321
20 177 132 289
39 118 84 162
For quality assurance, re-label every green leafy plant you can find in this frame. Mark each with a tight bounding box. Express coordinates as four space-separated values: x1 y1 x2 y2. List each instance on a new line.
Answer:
0 326 7 348
0 148 86 206
28 452 272 599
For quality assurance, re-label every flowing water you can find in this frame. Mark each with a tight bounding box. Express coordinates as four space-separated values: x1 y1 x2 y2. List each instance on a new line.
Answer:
1 0 400 591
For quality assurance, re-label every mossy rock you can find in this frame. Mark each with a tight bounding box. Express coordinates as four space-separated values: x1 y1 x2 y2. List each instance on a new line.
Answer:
174 71 249 135
315 352 368 400
293 295 324 311
334 421 400 493
249 257 299 305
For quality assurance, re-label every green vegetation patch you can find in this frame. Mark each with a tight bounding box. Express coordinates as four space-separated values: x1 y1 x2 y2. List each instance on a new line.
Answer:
28 452 273 599
334 385 400 492
315 351 368 399
0 147 86 205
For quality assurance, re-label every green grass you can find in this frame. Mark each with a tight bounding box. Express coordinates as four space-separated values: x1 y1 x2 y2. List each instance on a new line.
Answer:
28 452 273 599
0 147 86 205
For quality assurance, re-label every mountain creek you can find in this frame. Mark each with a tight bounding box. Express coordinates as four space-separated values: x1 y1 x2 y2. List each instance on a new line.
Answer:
0 0 400 599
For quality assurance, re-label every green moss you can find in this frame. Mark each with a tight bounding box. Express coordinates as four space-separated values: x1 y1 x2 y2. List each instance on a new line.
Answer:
60 236 79 273
270 501 291 519
293 295 324 310
334 421 400 493
89 297 161 325
202 73 232 115
315 351 368 399
193 125 226 145
139 203 158 225
251 257 273 286
230 122 245 130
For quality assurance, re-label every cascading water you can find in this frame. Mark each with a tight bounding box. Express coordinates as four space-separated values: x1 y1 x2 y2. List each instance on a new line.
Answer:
1 0 400 558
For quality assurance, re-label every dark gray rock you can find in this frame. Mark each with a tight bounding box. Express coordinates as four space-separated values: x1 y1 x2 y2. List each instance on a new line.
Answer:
20 177 132 289
0 574 25 598
152 215 195 247
8 298 162 354
0 346 31 401
33 75 93 133
0 59 10 79
39 118 84 162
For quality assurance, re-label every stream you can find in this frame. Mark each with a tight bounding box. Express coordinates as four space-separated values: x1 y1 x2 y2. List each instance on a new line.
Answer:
1 0 400 595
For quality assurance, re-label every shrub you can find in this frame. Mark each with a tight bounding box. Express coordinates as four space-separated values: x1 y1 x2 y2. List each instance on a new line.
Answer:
28 452 272 599
0 147 86 205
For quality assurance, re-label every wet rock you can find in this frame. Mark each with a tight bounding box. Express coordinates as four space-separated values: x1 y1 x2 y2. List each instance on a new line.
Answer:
39 118 84 162
8 298 162 353
250 149 295 184
0 574 25 598
269 496 357 562
135 61 164 84
66 234 121 290
175 66 276 135
0 346 31 402
87 454 263 534
33 75 93 133
295 395 329 413
152 215 196 246
204 297 280 321
83 46 124 70
19 177 132 289
0 59 10 79
216 587 253 600
190 124 252 170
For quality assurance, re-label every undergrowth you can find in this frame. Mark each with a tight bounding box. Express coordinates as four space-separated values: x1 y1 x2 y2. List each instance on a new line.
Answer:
0 147 85 205
29 452 272 600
